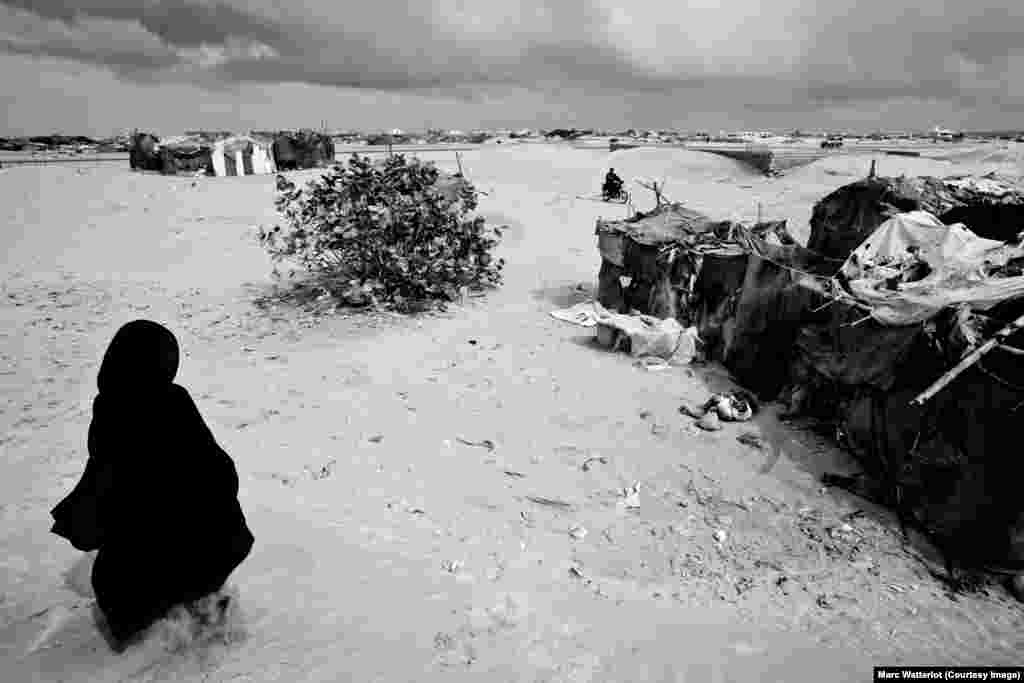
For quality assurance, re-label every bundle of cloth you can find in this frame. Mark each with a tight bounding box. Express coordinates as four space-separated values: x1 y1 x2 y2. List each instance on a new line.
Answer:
50 320 254 646
679 391 759 431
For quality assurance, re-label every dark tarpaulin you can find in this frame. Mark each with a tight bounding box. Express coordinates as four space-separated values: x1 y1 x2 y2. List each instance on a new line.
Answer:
159 146 212 175
690 249 748 362
725 227 843 397
596 260 626 312
272 132 335 171
271 136 297 168
794 303 925 390
599 204 726 246
791 300 1024 568
807 176 924 260
836 368 1024 568
808 173 1024 261
130 133 162 172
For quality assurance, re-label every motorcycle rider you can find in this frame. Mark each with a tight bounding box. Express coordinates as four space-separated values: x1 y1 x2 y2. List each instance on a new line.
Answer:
602 168 624 200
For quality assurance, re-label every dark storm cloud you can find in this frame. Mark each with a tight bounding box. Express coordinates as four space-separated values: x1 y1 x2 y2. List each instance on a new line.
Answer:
0 35 179 70
0 0 285 48
0 7 182 72
1 0 1022 116
0 0 702 94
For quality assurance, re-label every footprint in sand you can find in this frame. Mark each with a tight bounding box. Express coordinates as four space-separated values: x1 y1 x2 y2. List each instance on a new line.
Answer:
24 604 79 655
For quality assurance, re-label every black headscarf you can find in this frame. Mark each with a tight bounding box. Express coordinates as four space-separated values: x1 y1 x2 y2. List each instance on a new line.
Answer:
95 319 180 396
51 319 251 554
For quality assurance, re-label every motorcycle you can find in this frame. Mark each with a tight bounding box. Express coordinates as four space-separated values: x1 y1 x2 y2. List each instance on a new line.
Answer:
602 184 630 204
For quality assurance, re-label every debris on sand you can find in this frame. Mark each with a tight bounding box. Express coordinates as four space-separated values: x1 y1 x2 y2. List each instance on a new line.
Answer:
592 304 700 363
684 393 757 436
851 558 876 572
441 560 464 574
737 431 766 450
550 301 600 327
619 483 641 509
634 356 671 371
307 458 336 480
696 412 722 431
581 455 608 472
569 525 588 540
525 495 573 510
705 392 757 422
456 437 496 452
679 403 706 419
680 391 758 426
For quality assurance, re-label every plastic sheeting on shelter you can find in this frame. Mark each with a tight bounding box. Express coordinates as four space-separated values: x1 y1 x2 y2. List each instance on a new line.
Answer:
839 211 1024 325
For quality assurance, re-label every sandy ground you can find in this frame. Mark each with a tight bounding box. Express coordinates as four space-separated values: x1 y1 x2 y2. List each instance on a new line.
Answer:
1 146 1022 682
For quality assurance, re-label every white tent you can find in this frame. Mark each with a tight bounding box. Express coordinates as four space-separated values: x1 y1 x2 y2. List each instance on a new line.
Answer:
211 135 277 177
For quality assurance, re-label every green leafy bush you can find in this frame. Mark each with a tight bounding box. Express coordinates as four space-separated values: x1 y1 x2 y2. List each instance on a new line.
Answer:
258 154 504 309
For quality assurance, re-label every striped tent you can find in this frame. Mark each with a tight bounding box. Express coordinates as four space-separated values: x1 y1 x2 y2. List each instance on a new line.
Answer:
211 135 277 177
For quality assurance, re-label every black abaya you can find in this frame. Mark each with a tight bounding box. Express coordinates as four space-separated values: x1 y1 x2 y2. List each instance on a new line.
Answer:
51 320 254 643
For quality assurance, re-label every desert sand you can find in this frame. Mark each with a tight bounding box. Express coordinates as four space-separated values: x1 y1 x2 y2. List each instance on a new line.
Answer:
1 144 1022 682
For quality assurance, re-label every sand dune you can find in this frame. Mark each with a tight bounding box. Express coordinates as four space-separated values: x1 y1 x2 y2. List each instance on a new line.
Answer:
787 153 960 183
607 147 762 184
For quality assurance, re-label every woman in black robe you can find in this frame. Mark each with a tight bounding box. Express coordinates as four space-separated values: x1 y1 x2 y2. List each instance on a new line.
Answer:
51 320 254 646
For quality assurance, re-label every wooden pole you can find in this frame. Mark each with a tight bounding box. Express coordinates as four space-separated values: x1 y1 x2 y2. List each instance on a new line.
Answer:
869 159 877 178
455 151 464 177
910 312 1024 406
997 343 1024 356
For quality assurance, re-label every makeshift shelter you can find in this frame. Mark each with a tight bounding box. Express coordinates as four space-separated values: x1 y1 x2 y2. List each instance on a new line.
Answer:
272 131 335 170
157 135 213 176
595 203 737 321
130 133 212 175
590 179 1024 570
787 208 1024 570
808 173 1024 259
593 203 828 380
129 132 162 172
211 135 277 177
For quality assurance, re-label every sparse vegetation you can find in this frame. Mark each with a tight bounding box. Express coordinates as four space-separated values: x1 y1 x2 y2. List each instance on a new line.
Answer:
258 153 504 311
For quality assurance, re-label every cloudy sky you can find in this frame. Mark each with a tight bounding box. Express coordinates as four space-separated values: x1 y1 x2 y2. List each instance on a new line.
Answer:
2 0 1023 136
